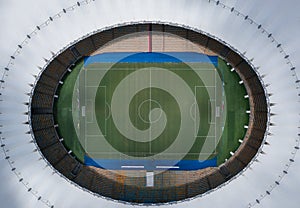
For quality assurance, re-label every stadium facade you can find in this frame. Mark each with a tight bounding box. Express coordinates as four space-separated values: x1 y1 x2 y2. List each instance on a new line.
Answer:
0 0 299 208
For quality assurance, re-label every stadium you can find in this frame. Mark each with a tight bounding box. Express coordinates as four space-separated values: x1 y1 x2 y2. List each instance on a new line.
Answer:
0 0 299 208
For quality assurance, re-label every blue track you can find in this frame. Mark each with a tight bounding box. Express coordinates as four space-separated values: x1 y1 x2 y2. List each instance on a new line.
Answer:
84 52 218 66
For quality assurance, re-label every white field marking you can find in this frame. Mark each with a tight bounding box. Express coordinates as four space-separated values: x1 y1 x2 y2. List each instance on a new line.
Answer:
156 166 179 169
216 106 220 117
81 106 86 117
121 166 144 169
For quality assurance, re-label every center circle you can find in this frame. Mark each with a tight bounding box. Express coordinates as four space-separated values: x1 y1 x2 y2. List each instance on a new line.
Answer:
137 99 163 124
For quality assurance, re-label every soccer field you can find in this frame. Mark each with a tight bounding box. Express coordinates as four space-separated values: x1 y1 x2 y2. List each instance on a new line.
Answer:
55 52 249 170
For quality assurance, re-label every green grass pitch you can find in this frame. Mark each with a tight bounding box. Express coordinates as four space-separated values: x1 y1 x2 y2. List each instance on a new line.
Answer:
54 57 249 166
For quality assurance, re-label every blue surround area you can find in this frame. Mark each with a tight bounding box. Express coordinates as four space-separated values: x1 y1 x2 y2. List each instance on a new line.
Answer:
84 155 217 171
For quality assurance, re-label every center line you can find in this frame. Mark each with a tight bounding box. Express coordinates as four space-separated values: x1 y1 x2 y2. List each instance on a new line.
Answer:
149 68 151 154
